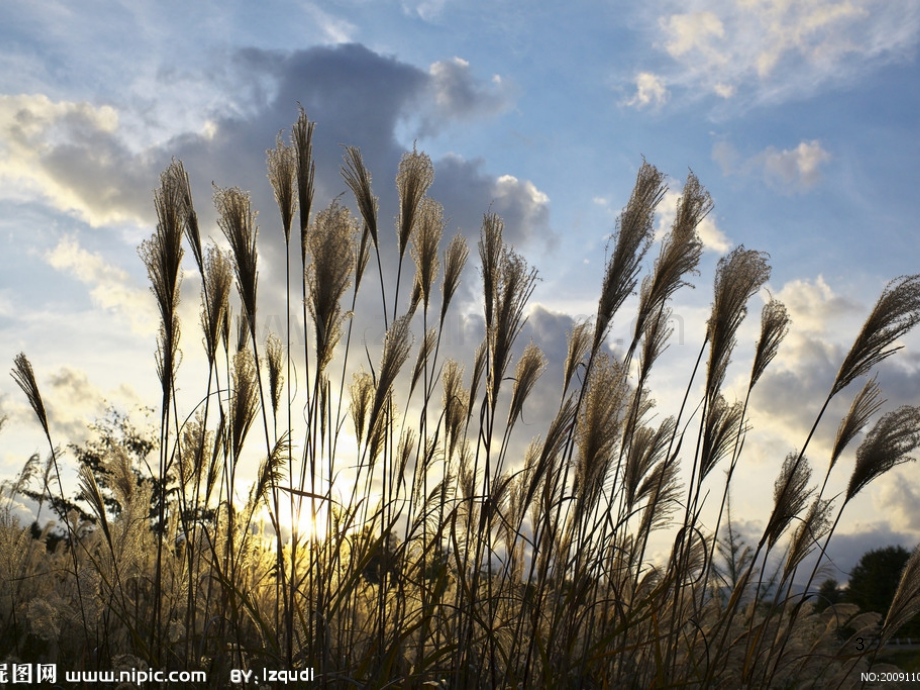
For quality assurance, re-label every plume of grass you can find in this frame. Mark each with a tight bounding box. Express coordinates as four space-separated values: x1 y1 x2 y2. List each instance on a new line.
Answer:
293 107 316 265
230 349 261 461
830 377 884 473
705 247 771 402
594 161 666 353
832 275 920 396
215 186 259 338
267 132 297 245
764 452 814 549
265 332 284 428
507 342 546 429
396 146 434 261
630 172 707 358
306 200 358 373
411 197 443 312
440 232 469 326
750 297 790 390
201 246 233 366
563 320 592 395
699 396 744 486
845 405 920 504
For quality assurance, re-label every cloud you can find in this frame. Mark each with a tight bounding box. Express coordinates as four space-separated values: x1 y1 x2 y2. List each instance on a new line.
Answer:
713 139 831 192
623 72 670 109
427 57 513 122
638 0 920 107
655 188 731 253
874 469 920 532
0 94 151 226
43 236 157 336
759 140 832 190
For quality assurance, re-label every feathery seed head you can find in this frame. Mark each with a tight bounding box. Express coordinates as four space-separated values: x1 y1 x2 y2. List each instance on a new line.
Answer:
306 199 358 372
632 172 707 349
846 405 920 503
411 197 444 311
265 332 284 419
833 275 920 396
831 377 884 470
750 296 790 389
11 353 49 436
705 246 771 401
341 146 379 249
293 106 316 264
267 132 298 244
563 320 592 394
396 145 434 258
766 452 814 548
231 348 260 459
214 186 259 335
200 246 233 364
508 342 547 429
441 231 469 324
699 396 744 485
350 369 374 447
595 161 667 352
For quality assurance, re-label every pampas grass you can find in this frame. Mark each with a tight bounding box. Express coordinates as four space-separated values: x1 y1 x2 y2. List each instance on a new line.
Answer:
6 112 920 688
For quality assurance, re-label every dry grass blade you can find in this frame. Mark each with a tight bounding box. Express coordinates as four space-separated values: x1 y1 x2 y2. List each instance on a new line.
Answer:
832 275 920 396
750 297 790 389
267 132 298 244
845 405 920 503
880 544 920 646
11 353 50 436
595 161 666 352
293 106 316 264
396 146 434 258
341 146 379 249
765 452 813 548
214 186 259 335
706 247 771 401
830 377 883 471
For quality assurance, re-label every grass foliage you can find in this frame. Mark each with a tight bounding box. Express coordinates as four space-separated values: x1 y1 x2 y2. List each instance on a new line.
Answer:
4 110 920 688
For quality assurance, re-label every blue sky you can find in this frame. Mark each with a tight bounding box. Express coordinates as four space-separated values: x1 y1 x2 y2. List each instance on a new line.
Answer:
1 0 919 579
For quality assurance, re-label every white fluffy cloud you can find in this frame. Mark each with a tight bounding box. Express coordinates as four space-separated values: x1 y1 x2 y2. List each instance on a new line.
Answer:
623 72 670 109
640 0 920 105
44 236 157 336
713 139 831 192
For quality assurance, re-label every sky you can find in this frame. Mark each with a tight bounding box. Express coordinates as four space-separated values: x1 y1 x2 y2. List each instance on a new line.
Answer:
1 0 919 584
